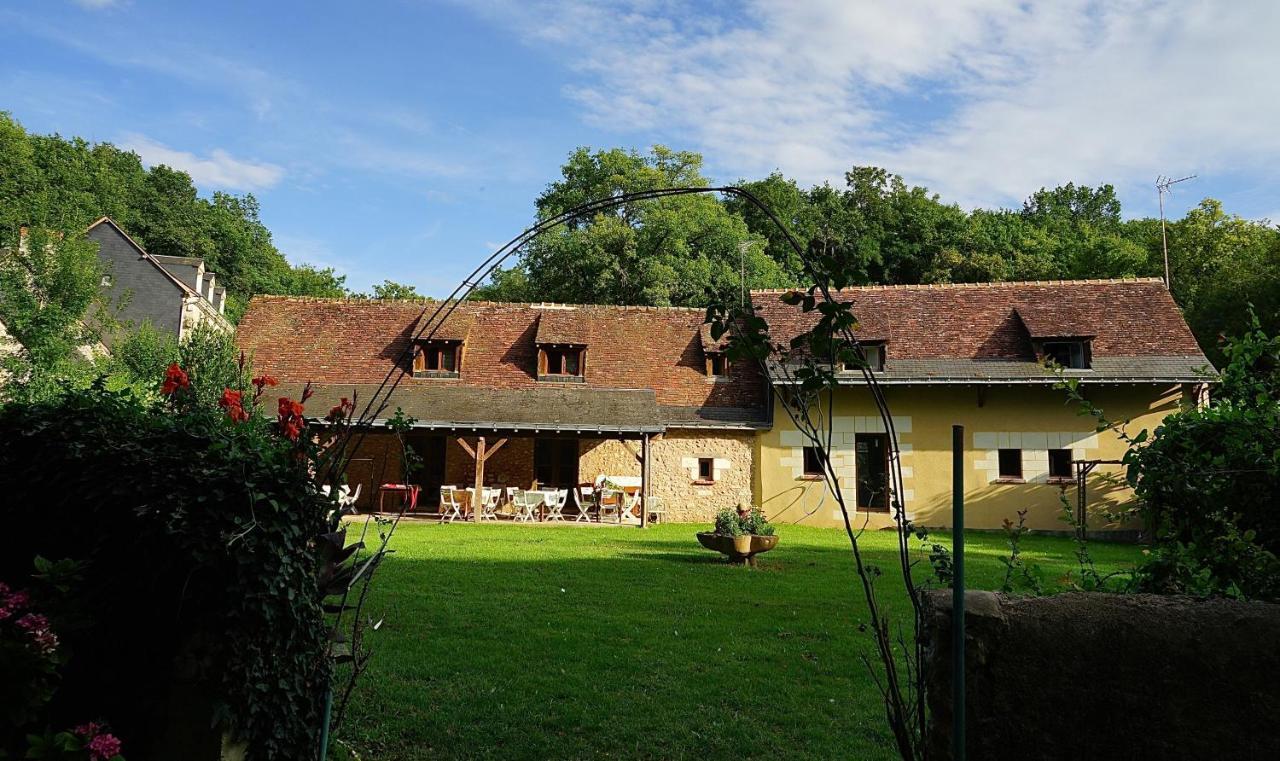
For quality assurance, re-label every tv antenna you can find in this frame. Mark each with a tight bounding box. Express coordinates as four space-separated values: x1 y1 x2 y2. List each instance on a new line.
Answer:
1156 174 1196 288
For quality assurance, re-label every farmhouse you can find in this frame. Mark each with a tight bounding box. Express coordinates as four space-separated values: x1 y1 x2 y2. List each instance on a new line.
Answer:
235 278 1210 532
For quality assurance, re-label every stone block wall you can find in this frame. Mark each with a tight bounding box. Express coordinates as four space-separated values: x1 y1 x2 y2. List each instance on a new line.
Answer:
650 430 755 522
921 590 1280 761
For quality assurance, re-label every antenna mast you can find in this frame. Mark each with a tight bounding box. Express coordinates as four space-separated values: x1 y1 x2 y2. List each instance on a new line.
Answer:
1156 174 1196 288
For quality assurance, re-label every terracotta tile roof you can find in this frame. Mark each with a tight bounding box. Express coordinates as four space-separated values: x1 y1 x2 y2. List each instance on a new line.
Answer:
417 309 475 342
1013 302 1096 339
236 297 767 426
535 307 591 345
752 279 1205 361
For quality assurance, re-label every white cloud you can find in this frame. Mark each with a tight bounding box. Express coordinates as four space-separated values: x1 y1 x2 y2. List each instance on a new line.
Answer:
121 134 285 191
465 0 1280 207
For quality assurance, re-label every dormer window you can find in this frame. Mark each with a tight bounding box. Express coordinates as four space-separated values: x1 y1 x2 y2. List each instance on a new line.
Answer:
840 342 885 372
706 352 729 377
413 340 461 378
539 346 585 382
1041 340 1090 370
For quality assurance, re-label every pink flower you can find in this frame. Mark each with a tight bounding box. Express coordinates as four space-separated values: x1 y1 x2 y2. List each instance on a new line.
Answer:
6 589 29 609
87 732 123 761
74 722 103 738
15 613 58 656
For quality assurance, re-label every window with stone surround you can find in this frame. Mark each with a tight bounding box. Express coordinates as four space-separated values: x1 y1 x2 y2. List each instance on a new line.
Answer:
697 457 714 483
1048 448 1073 480
997 448 1023 481
802 446 823 477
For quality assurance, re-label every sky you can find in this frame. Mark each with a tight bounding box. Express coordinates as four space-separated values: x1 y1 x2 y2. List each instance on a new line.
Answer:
3 0 1278 295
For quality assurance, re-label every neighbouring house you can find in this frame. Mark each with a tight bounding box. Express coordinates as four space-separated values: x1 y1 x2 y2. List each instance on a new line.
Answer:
86 217 230 347
235 278 1211 532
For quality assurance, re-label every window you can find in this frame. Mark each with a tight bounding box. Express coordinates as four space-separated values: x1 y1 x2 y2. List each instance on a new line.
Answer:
863 343 885 372
802 446 824 477
413 342 459 376
697 458 714 482
841 343 885 372
1049 449 1073 480
997 448 1023 480
1042 341 1090 369
541 347 584 378
706 353 729 377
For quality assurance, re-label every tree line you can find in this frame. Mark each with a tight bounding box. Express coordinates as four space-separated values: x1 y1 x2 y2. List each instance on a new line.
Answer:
475 146 1280 362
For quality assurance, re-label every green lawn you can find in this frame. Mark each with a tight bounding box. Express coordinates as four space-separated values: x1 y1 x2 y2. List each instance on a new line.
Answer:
337 522 1138 760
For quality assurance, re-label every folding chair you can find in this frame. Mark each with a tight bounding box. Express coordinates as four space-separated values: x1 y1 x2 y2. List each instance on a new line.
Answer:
544 489 568 521
512 489 539 523
439 486 464 523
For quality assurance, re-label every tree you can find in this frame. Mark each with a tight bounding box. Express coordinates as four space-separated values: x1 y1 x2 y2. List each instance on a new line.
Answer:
474 146 789 306
0 112 347 324
369 280 421 300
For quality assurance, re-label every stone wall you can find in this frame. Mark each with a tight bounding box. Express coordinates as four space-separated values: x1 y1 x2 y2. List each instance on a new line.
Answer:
921 590 1280 761
650 430 755 522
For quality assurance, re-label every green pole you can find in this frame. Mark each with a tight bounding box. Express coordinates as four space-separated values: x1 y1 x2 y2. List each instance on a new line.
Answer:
319 687 333 760
952 424 965 761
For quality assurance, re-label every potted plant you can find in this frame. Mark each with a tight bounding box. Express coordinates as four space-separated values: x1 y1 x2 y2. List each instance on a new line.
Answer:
697 504 778 566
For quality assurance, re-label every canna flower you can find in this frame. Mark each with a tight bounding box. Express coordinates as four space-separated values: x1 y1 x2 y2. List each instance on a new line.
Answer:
326 397 354 423
219 389 250 423
161 363 190 395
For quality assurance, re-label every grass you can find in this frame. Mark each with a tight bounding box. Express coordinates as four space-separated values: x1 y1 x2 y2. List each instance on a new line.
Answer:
337 522 1139 760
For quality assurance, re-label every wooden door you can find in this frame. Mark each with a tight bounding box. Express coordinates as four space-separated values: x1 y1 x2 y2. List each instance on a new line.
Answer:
534 438 578 488
410 434 447 507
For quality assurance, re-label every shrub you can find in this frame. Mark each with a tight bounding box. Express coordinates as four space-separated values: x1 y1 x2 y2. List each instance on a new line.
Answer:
0 381 330 758
712 507 776 537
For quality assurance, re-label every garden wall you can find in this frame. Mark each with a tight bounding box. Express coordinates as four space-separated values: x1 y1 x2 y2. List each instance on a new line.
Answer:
920 590 1280 761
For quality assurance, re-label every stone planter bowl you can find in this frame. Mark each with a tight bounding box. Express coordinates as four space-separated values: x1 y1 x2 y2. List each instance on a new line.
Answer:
696 532 779 567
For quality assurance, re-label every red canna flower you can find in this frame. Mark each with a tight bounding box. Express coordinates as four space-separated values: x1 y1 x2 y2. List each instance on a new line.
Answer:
277 396 306 441
326 397 354 423
252 374 277 390
219 388 250 423
161 363 190 395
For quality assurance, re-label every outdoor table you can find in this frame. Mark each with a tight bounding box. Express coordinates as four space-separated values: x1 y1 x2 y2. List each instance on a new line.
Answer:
378 483 420 513
524 489 562 521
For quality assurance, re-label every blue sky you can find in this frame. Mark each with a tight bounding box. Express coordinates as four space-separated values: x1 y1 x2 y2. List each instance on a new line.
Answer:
3 1 1278 295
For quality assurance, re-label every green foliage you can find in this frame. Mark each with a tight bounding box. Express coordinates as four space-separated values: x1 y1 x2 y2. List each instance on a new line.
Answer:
0 382 331 759
1055 322 1280 600
0 112 346 326
474 146 790 306
356 280 421 300
177 322 251 409
104 321 180 394
712 507 775 537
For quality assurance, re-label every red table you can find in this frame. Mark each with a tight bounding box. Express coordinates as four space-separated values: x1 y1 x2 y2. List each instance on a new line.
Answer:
378 483 420 513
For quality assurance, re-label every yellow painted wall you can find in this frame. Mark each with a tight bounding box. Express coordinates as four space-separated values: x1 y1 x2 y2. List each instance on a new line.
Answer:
756 384 1183 532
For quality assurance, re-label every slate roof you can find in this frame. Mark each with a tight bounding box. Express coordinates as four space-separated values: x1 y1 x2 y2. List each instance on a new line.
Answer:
295 383 664 434
236 297 768 429
752 279 1211 384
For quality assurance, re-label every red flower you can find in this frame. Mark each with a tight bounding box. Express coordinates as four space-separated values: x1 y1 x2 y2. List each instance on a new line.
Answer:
326 397 354 423
161 363 190 395
252 374 277 390
219 388 250 423
277 397 306 441
74 722 102 738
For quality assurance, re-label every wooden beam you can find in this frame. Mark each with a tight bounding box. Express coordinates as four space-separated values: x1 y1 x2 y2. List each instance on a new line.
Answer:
472 436 486 523
639 432 651 528
482 437 508 461
455 437 476 459
621 439 642 464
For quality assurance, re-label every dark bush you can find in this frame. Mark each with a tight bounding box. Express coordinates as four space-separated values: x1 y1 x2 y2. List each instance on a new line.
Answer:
0 383 329 759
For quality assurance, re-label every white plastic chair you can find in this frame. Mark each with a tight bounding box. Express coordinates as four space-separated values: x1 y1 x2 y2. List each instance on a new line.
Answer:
512 489 540 523
440 486 464 523
340 483 362 509
644 494 665 524
573 485 595 523
544 489 568 521
479 488 500 522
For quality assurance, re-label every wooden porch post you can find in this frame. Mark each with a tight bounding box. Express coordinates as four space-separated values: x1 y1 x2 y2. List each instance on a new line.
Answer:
472 436 486 523
640 432 651 528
